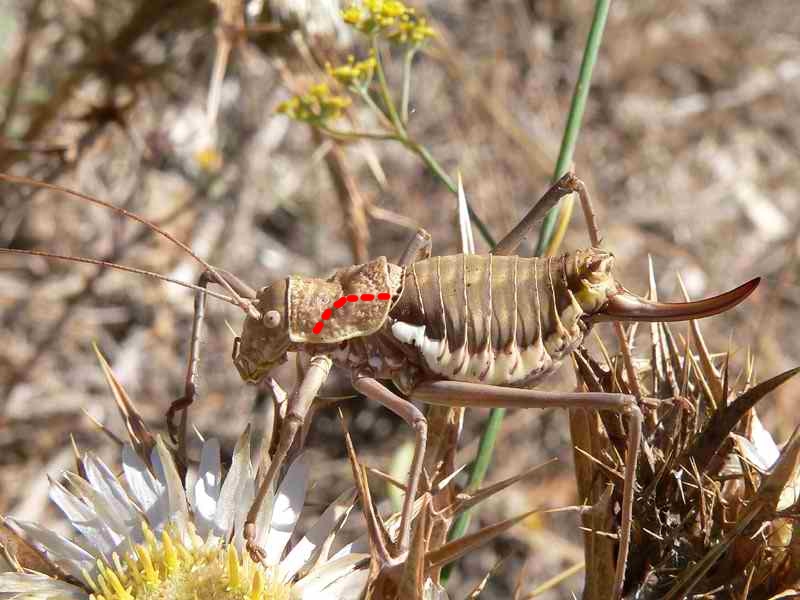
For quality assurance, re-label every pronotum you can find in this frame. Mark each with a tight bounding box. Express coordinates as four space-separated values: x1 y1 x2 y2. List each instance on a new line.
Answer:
0 172 759 599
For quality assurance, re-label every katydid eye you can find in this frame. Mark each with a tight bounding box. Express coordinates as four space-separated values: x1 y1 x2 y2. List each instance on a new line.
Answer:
263 310 282 328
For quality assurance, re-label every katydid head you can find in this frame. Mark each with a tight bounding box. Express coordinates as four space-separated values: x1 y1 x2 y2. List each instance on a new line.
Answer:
233 279 291 383
568 248 760 325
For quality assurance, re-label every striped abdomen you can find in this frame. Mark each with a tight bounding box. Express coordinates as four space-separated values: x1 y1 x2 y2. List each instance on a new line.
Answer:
387 254 589 386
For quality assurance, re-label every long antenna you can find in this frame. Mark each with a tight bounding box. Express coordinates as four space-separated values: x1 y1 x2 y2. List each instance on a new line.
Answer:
0 248 239 305
0 173 261 319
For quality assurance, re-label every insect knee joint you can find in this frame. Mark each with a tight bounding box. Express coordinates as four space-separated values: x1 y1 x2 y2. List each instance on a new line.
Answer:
622 399 643 421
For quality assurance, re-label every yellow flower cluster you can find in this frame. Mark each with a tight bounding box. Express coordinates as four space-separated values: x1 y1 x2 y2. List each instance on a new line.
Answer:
276 84 351 124
326 54 377 87
84 522 290 600
389 14 436 45
342 1 436 45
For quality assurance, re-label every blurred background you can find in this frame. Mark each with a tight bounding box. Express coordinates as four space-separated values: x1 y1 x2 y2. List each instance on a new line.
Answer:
0 1 798 597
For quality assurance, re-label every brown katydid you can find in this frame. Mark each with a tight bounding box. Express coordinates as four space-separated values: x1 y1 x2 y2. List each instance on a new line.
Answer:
0 172 759 599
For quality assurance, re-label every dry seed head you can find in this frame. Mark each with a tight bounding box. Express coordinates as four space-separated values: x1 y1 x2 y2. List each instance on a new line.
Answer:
571 268 800 598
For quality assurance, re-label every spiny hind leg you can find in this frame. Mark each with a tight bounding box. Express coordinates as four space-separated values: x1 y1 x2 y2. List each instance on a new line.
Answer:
570 177 602 248
492 172 580 255
410 380 641 600
397 227 432 266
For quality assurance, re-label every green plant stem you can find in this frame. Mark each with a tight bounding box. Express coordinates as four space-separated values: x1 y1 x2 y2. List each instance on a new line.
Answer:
442 406 506 543
443 0 612 584
535 0 611 255
318 119 496 247
354 86 395 130
318 126 398 141
404 139 496 247
401 48 417 124
372 36 406 137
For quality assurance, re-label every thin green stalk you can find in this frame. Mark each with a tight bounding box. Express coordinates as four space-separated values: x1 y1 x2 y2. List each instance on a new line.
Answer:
355 86 395 130
535 0 611 255
318 126 398 141
404 140 497 247
401 48 417 124
372 36 406 137
442 406 506 544
443 0 612 583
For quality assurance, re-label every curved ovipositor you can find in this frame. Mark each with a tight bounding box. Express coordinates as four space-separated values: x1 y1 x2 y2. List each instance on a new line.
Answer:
594 277 760 323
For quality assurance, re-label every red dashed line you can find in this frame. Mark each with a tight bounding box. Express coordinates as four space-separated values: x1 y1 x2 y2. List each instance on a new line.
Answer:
311 292 392 336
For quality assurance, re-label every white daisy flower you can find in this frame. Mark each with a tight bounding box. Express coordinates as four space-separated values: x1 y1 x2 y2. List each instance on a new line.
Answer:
726 411 800 511
1 430 368 600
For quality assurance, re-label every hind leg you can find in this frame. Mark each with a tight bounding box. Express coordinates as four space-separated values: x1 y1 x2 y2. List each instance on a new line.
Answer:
410 380 642 600
492 172 581 255
397 227 432 266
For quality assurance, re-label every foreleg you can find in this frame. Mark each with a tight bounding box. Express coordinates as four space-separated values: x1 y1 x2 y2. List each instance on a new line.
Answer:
411 380 641 600
167 269 257 443
244 354 332 561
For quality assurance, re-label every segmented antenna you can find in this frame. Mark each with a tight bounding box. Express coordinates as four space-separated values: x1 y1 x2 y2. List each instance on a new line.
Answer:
0 248 238 305
0 173 261 319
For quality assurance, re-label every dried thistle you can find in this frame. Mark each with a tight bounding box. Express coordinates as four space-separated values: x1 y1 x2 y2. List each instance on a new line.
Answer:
572 264 800 599
338 407 586 599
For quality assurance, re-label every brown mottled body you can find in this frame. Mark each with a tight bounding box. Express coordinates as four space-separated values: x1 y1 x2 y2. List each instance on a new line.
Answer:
330 253 602 394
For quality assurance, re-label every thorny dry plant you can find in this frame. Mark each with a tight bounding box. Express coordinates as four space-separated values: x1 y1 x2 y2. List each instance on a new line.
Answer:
569 263 800 599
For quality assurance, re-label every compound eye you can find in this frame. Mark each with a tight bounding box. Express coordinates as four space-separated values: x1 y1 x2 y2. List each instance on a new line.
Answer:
263 310 282 328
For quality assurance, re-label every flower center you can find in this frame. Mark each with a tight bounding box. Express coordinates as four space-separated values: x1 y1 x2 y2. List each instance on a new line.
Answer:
83 523 291 600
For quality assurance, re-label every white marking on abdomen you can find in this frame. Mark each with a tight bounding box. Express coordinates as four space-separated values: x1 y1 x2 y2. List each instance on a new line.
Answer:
391 320 557 385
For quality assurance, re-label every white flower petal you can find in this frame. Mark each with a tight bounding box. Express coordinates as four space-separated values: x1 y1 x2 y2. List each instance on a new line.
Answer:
152 437 190 537
306 567 369 600
7 519 93 580
48 479 119 557
64 474 131 544
192 438 221 538
280 488 356 581
779 482 800 511
122 444 162 515
263 453 309 564
214 427 254 542
330 533 370 561
292 553 369 598
83 455 141 528
331 494 425 561
751 411 781 467
423 578 451 600
0 572 86 598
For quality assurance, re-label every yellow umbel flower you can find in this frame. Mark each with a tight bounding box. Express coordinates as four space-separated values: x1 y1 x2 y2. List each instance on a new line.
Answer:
326 54 378 87
341 1 435 45
389 14 436 45
277 84 351 123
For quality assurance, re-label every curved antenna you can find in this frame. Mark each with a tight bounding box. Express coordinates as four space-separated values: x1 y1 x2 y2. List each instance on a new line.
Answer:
0 248 239 305
0 173 260 319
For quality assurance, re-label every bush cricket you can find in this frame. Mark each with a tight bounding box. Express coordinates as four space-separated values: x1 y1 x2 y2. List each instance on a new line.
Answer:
0 171 759 598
